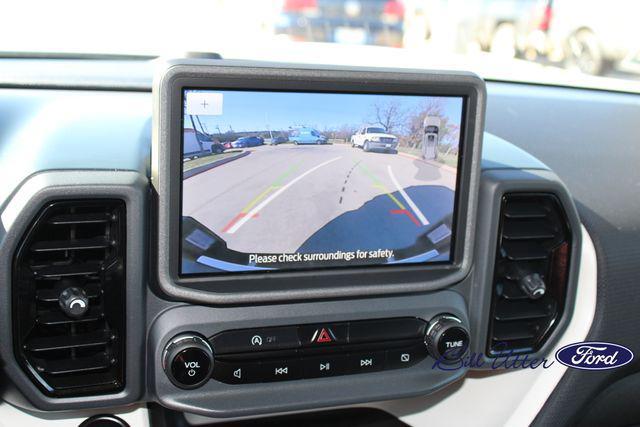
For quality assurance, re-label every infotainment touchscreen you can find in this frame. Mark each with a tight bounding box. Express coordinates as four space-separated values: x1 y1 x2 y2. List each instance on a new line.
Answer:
180 89 464 275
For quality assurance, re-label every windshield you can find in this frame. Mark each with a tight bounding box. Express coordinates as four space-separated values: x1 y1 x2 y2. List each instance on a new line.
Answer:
367 127 387 133
3 0 639 92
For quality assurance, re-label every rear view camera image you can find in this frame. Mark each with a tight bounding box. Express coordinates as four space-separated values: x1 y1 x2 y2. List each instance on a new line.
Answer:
181 89 464 274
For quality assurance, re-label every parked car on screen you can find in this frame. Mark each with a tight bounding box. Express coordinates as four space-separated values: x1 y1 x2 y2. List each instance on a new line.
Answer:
230 136 264 148
183 128 224 157
351 126 398 153
210 141 225 154
289 128 327 145
266 135 289 145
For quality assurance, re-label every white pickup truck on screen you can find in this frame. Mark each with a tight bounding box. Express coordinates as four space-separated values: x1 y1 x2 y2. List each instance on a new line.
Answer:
351 126 398 153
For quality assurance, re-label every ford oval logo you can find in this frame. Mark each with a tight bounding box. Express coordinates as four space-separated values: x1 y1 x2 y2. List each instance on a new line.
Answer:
555 342 634 370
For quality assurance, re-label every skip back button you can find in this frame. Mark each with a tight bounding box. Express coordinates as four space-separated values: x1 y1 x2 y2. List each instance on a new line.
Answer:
258 359 303 382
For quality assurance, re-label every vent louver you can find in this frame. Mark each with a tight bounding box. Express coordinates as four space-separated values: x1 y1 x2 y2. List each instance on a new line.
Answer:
487 193 571 356
13 200 126 397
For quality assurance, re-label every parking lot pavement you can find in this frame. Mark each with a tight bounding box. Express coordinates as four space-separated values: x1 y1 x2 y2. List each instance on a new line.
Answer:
182 143 457 254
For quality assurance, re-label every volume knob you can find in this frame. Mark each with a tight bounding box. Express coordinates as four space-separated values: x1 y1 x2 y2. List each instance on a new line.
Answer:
162 333 214 389
424 314 470 362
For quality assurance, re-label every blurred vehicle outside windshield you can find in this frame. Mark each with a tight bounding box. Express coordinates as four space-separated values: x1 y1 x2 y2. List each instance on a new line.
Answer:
2 0 639 92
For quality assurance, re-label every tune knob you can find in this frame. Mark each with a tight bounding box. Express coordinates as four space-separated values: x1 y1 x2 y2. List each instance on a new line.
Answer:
58 287 89 318
162 333 214 389
424 314 470 362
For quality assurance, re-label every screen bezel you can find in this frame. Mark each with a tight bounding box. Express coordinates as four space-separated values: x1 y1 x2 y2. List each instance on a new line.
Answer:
153 60 485 304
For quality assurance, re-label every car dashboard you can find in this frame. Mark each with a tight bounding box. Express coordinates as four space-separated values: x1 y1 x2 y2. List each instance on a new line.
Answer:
0 56 638 427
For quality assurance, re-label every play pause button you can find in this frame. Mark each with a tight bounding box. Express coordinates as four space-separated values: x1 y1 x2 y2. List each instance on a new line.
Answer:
303 355 347 378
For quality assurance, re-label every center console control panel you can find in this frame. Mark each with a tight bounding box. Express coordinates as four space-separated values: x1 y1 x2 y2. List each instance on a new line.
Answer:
163 316 469 389
150 292 471 417
211 317 428 385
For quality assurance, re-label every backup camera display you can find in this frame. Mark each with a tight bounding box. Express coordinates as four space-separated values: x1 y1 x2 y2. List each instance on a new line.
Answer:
180 89 464 274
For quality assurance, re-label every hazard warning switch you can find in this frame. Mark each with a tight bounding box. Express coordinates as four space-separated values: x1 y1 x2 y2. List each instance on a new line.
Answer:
315 328 334 343
299 323 348 347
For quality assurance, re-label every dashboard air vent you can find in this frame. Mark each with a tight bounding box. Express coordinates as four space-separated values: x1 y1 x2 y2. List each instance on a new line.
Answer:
487 193 571 356
13 200 126 397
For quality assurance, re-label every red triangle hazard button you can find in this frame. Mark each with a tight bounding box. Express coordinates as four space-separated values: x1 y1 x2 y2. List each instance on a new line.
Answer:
316 328 333 343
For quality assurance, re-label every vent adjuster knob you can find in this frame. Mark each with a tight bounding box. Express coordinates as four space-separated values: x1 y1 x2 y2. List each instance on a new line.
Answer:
518 273 546 300
59 287 90 318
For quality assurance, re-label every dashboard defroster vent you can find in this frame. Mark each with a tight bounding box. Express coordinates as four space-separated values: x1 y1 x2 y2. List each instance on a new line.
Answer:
487 193 571 356
13 200 126 397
